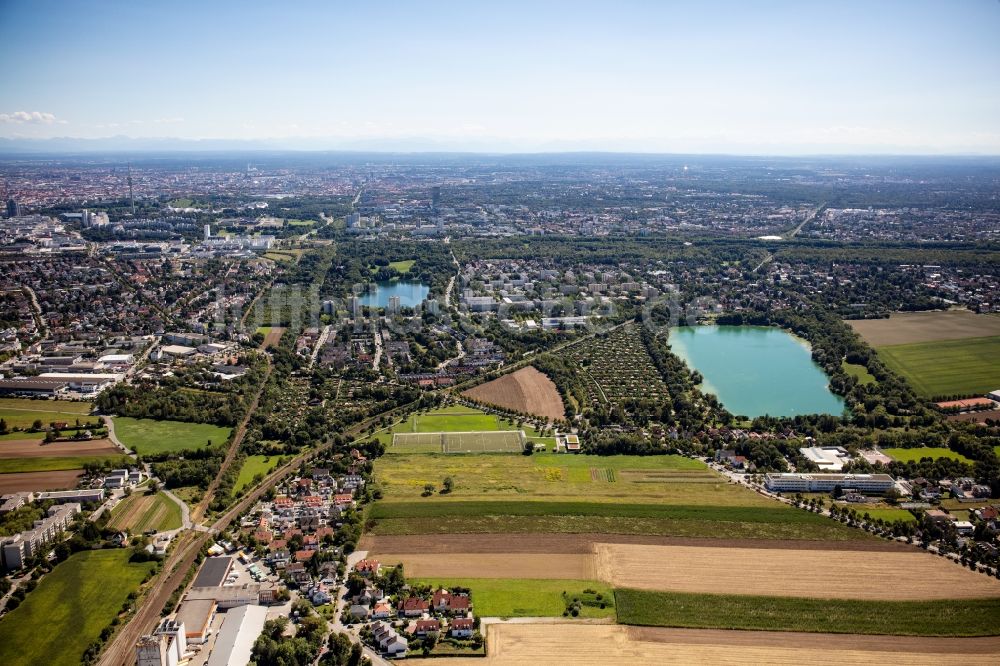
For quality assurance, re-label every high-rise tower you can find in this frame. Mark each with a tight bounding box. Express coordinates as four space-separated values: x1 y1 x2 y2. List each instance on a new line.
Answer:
127 163 136 215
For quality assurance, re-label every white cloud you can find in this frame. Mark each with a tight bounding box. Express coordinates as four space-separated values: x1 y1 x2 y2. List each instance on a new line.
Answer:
0 111 61 124
152 117 184 124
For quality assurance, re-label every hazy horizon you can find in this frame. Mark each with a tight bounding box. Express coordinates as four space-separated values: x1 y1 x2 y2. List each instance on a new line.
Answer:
2 0 999 155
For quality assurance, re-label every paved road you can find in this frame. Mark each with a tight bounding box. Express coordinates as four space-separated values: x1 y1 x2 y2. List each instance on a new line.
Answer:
101 415 132 455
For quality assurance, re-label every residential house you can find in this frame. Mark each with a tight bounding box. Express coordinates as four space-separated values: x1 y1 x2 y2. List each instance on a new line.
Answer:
450 618 474 638
398 597 429 618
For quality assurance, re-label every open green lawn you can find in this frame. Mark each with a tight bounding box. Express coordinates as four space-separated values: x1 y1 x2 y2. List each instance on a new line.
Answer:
854 507 916 523
112 417 231 456
842 360 876 385
286 218 315 226
412 410 500 433
0 456 129 473
108 489 182 532
877 335 1000 398
411 578 615 619
234 454 284 493
389 259 415 272
0 550 158 666
0 399 92 429
615 589 1000 636
883 447 972 463
377 405 555 452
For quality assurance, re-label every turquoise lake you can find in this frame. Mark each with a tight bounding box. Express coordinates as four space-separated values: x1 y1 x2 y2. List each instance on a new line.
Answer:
358 281 430 308
668 325 845 418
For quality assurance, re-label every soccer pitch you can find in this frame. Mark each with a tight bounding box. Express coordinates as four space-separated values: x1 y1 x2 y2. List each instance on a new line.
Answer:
393 430 525 453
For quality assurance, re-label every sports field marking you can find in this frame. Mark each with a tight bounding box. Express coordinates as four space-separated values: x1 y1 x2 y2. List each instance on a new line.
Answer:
393 430 525 454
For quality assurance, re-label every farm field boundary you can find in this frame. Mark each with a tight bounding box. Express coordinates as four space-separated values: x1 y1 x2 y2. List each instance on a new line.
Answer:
615 589 1000 636
876 335 1000 397
360 533 908 554
594 543 1000 600
409 624 1000 666
848 310 1000 347
461 366 566 422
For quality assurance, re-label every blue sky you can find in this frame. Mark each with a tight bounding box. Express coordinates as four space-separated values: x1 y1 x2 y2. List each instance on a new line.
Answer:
1 0 998 153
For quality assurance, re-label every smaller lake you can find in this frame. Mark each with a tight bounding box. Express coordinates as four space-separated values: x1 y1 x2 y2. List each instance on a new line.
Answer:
669 325 845 418
357 281 430 308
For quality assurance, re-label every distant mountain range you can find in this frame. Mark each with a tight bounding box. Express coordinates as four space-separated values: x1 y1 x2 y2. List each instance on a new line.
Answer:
0 135 998 160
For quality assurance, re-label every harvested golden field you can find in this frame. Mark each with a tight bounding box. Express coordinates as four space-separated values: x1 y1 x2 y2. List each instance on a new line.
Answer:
0 470 83 493
409 624 1000 666
848 310 1000 347
463 366 565 421
594 543 1000 600
0 438 120 458
375 552 594 579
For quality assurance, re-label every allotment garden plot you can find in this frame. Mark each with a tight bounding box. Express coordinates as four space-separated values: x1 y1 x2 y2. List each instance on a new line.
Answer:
563 322 667 405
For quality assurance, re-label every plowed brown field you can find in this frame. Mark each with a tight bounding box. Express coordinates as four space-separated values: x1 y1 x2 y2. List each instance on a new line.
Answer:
408 624 1000 666
594 543 1000 600
0 438 120 458
463 366 565 421
0 469 84 493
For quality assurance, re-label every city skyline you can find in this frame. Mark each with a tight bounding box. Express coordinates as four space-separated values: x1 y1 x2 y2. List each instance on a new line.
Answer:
1 0 999 155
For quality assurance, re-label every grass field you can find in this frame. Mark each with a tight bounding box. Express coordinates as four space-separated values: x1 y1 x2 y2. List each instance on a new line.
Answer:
375 451 751 504
234 455 284 493
410 578 614 619
368 499 863 541
883 447 973 463
842 360 876 385
108 489 182 532
0 550 157 666
0 456 128 473
0 398 93 429
389 259 415 272
411 409 500 432
877 335 1000 398
112 417 231 456
855 508 916 522
376 405 554 451
615 589 1000 636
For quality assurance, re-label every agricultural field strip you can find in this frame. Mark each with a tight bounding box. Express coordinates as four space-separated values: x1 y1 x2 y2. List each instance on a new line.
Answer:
848 311 1000 347
594 543 1000 600
369 501 821 523
421 624 1000 666
462 366 566 422
876 335 1000 397
374 544 998 601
